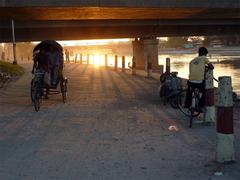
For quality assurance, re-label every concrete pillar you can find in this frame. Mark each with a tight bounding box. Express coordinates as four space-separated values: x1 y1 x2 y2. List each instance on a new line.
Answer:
132 38 144 70
80 53 82 64
143 38 159 71
216 76 235 163
203 69 215 125
132 37 159 70
87 54 89 64
114 55 118 71
147 60 152 78
166 57 171 73
105 54 108 67
122 56 125 72
74 54 77 63
1 51 5 60
132 57 136 75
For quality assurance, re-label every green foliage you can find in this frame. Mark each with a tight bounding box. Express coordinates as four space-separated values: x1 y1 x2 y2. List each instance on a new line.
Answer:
0 61 24 76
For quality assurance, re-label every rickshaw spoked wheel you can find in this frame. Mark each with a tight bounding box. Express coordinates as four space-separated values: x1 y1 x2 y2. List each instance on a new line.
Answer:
31 78 42 112
61 77 67 103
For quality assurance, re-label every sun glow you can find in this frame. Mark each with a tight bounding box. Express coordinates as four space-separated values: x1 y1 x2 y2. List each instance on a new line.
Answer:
58 39 130 46
32 39 132 67
93 54 103 66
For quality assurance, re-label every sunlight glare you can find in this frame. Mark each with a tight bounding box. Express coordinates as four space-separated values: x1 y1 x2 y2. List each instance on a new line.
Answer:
94 54 103 67
58 39 130 46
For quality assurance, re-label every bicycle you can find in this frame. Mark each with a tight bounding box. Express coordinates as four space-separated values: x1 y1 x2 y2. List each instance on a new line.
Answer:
159 72 182 108
176 65 219 128
177 87 202 128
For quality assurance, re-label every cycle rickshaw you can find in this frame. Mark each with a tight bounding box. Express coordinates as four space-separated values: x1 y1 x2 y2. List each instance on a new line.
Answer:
30 40 67 111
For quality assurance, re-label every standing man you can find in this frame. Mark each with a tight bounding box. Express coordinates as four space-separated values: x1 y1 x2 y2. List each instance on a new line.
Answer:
65 49 70 63
185 47 214 109
75 53 78 63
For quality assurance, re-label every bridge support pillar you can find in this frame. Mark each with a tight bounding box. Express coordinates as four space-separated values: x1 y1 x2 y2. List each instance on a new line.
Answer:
105 54 108 67
132 37 159 70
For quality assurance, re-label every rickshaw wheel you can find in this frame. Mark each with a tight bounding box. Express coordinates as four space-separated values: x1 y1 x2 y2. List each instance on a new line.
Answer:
31 78 42 112
61 77 67 103
30 79 34 102
34 95 41 112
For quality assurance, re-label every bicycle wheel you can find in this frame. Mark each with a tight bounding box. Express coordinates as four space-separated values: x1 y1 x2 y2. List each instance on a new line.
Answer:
32 80 42 112
177 89 191 116
169 95 178 109
192 96 201 117
33 93 41 112
189 108 195 128
189 95 202 128
177 90 200 117
30 79 34 102
61 78 67 103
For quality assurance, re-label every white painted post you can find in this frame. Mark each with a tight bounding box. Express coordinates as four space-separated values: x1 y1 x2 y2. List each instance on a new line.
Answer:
166 57 170 74
132 57 136 75
114 55 118 71
147 61 152 78
203 69 215 125
216 76 235 163
105 54 108 67
122 56 125 72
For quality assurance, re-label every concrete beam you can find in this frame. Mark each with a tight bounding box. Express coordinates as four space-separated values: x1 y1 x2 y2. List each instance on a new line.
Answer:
0 7 240 21
1 0 240 8
1 19 240 29
1 24 240 42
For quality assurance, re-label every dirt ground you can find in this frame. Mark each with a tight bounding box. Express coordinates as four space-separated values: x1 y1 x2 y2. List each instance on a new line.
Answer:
0 63 239 180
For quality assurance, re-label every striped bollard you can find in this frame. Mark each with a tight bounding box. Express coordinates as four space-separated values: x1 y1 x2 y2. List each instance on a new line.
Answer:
122 56 125 72
147 61 152 78
203 69 215 125
132 57 136 75
114 55 118 71
105 54 108 67
166 57 170 74
216 76 235 163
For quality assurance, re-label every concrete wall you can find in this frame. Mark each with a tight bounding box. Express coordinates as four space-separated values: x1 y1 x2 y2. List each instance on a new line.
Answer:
1 0 240 8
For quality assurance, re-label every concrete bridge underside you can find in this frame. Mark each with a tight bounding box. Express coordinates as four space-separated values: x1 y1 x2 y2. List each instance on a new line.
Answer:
1 1 240 69
0 7 240 42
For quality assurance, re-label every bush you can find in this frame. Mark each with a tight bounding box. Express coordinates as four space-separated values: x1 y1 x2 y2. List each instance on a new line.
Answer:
0 61 24 76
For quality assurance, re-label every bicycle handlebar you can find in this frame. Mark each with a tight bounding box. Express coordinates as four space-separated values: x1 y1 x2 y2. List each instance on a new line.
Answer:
213 77 219 82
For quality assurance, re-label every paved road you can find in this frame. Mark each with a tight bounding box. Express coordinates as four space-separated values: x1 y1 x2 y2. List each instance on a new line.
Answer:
0 64 239 180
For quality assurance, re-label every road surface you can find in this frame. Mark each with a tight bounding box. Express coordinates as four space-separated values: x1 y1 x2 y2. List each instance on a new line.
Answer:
0 63 239 180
